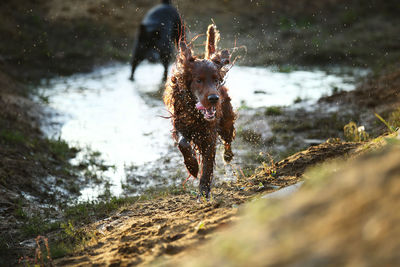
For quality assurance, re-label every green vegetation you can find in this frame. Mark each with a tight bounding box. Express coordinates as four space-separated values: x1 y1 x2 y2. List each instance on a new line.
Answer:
0 129 26 145
264 106 283 116
388 107 400 130
237 100 251 111
375 110 400 134
48 138 79 161
293 96 303 104
344 121 369 142
277 65 294 73
237 129 262 145
22 215 60 238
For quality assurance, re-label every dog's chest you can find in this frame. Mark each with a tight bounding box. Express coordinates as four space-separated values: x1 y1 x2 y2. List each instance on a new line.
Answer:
172 90 219 139
175 109 218 138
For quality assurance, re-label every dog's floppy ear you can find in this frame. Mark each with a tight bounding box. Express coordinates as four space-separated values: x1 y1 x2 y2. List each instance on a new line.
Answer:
205 24 220 59
211 49 231 69
178 40 193 63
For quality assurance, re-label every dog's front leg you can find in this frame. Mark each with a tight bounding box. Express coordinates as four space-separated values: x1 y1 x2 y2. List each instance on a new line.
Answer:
198 142 216 199
217 88 236 163
178 136 199 178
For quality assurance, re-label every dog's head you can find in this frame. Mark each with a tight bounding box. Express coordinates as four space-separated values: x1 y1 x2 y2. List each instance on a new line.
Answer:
176 24 231 121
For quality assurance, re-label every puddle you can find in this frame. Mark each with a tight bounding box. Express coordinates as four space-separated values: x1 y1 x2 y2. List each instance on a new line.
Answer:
226 66 364 108
37 62 365 200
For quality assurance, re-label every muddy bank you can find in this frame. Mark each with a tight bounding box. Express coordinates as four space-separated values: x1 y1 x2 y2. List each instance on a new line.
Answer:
0 70 81 262
0 71 116 264
172 135 400 267
321 67 400 121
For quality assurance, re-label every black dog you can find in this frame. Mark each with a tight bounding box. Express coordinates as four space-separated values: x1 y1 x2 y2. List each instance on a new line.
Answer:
129 0 182 81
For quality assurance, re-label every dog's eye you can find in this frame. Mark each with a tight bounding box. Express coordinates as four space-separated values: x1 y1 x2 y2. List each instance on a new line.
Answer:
196 79 202 83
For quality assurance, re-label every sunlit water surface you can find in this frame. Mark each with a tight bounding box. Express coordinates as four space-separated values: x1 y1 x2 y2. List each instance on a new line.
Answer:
38 62 365 200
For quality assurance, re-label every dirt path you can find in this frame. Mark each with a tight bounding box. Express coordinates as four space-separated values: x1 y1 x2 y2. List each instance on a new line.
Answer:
55 141 360 266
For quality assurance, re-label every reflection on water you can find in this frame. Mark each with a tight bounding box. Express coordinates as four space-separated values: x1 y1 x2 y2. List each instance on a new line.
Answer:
38 62 364 200
226 66 359 107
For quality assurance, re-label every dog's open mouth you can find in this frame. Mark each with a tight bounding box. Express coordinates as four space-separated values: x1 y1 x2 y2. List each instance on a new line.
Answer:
196 102 216 121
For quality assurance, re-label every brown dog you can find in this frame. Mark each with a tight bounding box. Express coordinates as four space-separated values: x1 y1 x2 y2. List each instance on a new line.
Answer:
163 24 236 198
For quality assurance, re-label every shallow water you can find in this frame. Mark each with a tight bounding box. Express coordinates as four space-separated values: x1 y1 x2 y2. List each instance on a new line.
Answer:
38 62 364 200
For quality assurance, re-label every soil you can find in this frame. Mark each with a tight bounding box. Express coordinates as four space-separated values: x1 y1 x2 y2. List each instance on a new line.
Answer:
171 137 400 267
0 0 400 265
321 68 400 115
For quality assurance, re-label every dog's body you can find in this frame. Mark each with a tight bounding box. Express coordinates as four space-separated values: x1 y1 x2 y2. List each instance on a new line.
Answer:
164 25 236 198
129 0 182 81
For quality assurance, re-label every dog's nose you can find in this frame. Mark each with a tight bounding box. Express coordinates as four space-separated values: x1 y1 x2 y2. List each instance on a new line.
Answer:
208 94 219 104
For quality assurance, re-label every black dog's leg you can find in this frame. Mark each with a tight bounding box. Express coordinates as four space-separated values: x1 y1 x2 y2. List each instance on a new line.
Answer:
160 51 171 82
130 55 143 81
162 60 169 82
178 136 199 178
130 25 147 81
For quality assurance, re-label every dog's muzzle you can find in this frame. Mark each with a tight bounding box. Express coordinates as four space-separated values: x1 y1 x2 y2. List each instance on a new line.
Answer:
207 94 219 104
196 102 217 121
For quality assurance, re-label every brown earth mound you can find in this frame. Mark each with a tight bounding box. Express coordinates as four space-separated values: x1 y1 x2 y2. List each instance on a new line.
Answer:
174 139 400 267
321 69 400 111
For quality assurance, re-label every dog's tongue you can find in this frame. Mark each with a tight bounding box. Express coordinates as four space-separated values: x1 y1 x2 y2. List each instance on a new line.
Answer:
205 109 214 118
196 102 206 110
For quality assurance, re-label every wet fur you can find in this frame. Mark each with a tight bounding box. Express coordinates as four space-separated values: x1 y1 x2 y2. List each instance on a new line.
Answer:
163 24 236 197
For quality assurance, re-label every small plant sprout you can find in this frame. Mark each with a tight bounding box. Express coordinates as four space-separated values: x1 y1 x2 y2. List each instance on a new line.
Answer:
258 152 277 177
388 107 400 130
196 221 205 231
375 113 397 133
258 182 264 189
344 121 369 142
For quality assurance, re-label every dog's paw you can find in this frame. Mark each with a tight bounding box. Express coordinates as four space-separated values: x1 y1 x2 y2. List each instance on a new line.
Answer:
197 194 213 203
198 184 211 201
197 192 212 203
223 148 234 163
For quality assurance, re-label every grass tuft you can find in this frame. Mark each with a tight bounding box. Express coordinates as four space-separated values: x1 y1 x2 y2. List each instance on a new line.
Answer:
265 106 283 116
344 121 369 142
0 130 26 145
